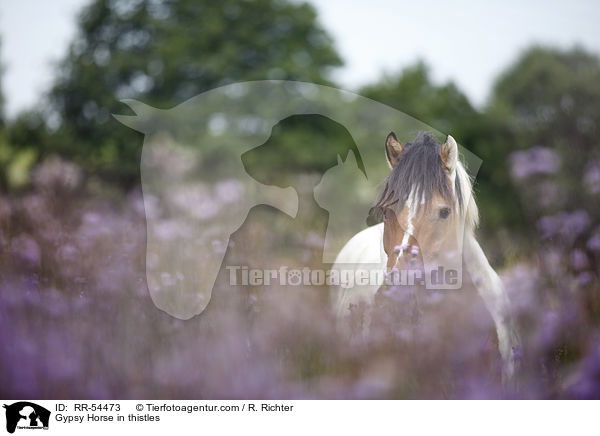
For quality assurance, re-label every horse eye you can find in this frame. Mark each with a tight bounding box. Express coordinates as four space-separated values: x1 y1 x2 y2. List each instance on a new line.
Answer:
439 207 451 219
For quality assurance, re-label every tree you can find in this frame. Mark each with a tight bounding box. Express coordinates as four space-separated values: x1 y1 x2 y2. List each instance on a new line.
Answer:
49 0 343 182
485 46 600 271
360 62 477 137
490 46 600 213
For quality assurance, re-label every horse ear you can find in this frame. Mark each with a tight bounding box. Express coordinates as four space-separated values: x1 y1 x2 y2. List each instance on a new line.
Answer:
440 135 458 174
385 132 404 168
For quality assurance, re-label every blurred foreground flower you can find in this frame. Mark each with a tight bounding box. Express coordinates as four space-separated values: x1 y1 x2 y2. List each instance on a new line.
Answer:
509 147 561 180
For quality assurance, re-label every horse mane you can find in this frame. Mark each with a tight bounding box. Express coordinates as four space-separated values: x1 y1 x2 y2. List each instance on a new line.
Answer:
456 157 479 231
374 131 479 231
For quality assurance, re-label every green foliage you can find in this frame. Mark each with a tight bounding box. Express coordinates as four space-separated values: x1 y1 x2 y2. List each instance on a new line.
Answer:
0 112 52 190
490 46 600 215
48 0 343 183
360 62 477 136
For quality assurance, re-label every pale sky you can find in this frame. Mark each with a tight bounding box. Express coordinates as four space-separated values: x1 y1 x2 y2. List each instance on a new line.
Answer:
1 0 599 118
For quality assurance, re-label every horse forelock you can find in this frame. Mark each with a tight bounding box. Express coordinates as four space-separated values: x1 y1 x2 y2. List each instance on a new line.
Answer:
375 132 478 231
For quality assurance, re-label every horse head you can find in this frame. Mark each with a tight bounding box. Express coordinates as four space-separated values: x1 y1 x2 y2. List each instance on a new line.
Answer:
376 131 478 289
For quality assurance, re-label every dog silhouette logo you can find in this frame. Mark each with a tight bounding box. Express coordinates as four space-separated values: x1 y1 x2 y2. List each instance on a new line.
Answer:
3 402 50 433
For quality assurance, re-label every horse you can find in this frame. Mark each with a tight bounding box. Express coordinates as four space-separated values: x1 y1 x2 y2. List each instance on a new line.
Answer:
332 131 520 383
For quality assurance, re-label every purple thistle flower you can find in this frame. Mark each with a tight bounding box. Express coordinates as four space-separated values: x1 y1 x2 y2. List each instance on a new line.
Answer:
509 146 561 181
538 210 590 241
584 161 600 195
538 215 558 239
559 210 591 239
571 249 589 271
587 233 600 252
578 272 593 286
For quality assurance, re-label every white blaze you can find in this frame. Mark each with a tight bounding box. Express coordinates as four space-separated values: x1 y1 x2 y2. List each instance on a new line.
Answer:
396 187 420 263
